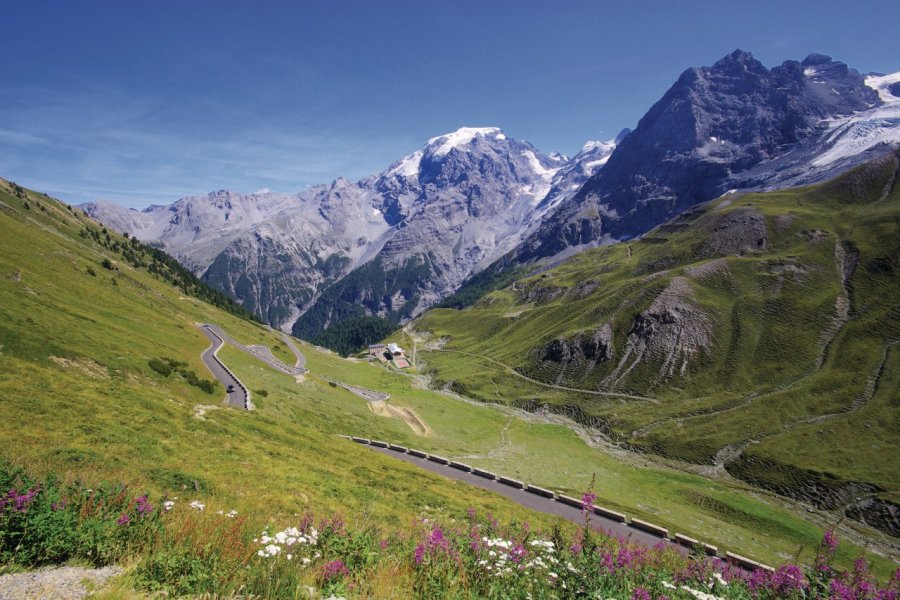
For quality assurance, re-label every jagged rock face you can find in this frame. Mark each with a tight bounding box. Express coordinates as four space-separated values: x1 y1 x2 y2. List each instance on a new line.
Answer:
605 277 715 386
507 51 898 266
81 51 898 336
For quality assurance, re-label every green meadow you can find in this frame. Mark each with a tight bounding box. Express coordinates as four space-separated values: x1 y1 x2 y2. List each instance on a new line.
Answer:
0 170 897 583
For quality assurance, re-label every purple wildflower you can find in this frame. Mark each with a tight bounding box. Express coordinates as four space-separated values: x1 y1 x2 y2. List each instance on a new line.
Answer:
831 579 853 600
631 587 651 600
570 528 584 555
581 491 597 513
414 543 426 565
428 526 448 551
509 544 527 564
379 538 389 551
600 551 615 574
616 547 635 570
4 487 41 513
748 568 771 591
823 529 839 554
771 563 808 594
116 514 131 526
135 494 153 515
322 559 348 581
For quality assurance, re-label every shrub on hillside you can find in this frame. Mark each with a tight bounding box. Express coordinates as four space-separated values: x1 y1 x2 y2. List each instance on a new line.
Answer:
147 358 216 394
148 358 174 377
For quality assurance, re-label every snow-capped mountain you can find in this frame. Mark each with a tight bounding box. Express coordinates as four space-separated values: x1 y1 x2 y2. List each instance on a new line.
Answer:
81 50 898 341
503 51 900 267
81 127 614 332
291 127 613 338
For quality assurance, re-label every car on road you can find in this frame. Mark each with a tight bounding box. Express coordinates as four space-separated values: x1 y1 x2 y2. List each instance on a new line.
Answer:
227 384 235 393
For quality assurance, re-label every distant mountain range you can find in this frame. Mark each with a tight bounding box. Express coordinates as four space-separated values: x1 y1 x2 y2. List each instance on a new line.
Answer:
81 50 900 342
82 127 615 332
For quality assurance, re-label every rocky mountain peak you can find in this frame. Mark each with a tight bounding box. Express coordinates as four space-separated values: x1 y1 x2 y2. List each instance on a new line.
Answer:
710 48 767 73
501 50 897 269
801 52 834 67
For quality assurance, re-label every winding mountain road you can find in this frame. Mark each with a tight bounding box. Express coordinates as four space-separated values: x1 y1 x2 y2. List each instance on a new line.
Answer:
203 323 307 376
199 325 251 409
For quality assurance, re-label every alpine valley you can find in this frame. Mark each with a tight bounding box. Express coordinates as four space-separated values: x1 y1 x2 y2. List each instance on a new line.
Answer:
82 51 900 349
3 38 900 598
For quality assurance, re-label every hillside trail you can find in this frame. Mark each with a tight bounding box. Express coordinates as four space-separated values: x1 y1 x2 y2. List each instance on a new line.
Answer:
279 331 307 369
453 418 514 461
0 565 123 600
403 323 418 365
319 375 389 402
432 348 658 402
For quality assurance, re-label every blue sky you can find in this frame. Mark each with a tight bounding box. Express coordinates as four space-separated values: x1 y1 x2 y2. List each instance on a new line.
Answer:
2 1 899 208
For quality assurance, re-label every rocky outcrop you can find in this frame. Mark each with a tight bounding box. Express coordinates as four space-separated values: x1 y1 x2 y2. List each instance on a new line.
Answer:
724 453 899 536
521 284 566 304
845 498 900 538
698 208 768 257
537 324 614 368
605 277 715 386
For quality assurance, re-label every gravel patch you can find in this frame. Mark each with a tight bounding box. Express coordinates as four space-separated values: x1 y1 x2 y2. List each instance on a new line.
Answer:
0 565 122 599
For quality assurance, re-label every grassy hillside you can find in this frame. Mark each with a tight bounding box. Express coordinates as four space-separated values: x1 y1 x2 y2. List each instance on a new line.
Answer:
0 173 896 594
0 178 556 529
416 151 900 539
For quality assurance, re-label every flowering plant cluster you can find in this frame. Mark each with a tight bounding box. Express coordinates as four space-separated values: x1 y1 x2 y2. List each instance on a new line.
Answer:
0 463 161 567
2 462 898 599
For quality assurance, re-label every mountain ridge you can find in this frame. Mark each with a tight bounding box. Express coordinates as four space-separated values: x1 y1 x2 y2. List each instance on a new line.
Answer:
82 126 616 332
80 50 900 348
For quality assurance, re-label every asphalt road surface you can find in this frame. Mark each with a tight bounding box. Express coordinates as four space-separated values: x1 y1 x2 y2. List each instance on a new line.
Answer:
199 325 250 409
280 332 306 370
365 444 671 548
204 323 307 375
360 442 764 574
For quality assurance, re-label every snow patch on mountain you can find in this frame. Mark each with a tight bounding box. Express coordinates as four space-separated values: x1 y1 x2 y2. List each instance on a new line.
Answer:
811 72 900 168
866 72 900 104
426 127 505 156
387 150 423 178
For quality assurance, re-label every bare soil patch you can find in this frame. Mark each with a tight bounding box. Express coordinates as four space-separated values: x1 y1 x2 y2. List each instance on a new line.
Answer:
49 355 110 379
368 400 431 436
